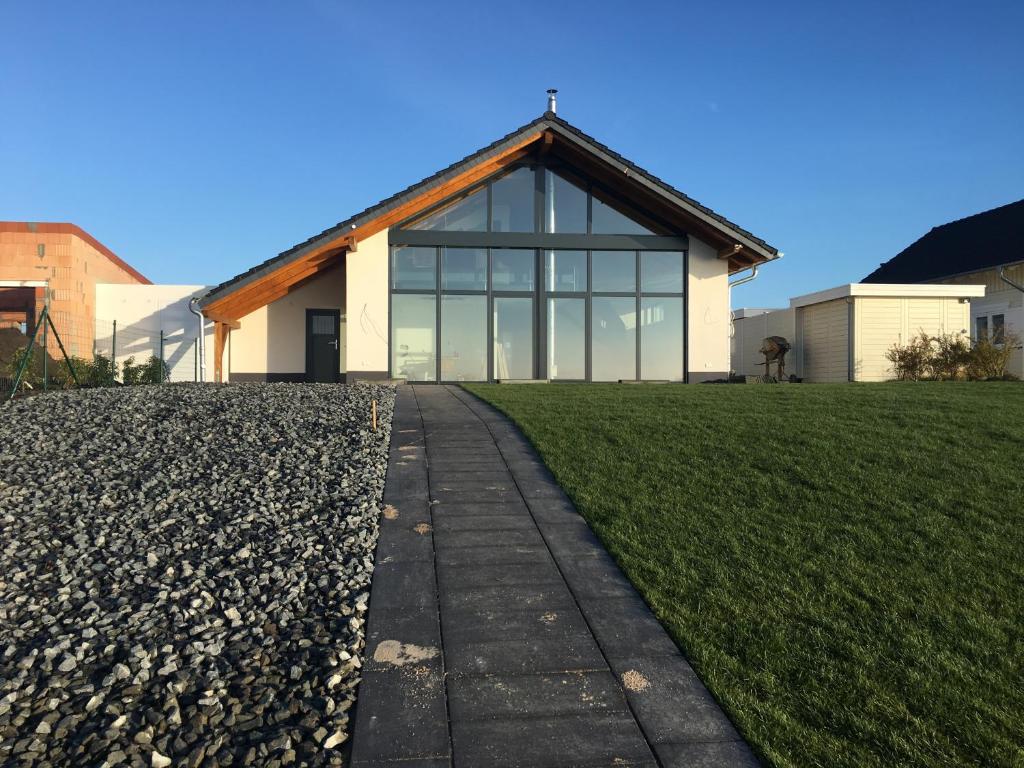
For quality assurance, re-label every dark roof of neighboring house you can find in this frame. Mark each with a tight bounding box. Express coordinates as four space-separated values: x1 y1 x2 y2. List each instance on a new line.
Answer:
0 222 151 284
863 199 1024 283
201 111 779 306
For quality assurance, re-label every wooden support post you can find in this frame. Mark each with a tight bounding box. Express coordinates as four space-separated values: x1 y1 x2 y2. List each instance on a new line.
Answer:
213 322 230 383
371 399 378 431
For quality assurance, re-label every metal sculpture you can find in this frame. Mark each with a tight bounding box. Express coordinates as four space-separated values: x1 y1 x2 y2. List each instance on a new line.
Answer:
759 336 791 381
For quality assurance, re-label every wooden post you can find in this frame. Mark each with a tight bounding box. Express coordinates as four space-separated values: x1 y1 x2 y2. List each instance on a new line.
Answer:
213 322 229 383
372 399 378 431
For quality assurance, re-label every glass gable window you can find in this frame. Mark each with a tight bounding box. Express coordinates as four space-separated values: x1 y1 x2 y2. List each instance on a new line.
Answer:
592 297 637 381
543 169 588 233
642 251 685 293
592 251 636 292
392 294 436 382
392 246 436 290
545 250 587 292
591 190 656 235
442 247 487 291
492 249 535 291
407 186 487 231
490 167 536 233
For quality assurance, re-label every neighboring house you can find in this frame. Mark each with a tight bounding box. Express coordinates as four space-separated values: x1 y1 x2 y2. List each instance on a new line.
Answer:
198 107 780 383
0 222 150 358
732 283 984 382
863 199 1024 376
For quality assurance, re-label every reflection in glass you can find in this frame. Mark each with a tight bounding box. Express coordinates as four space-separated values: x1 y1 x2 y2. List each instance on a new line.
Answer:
392 246 437 290
641 251 685 293
441 295 487 381
640 298 683 381
592 251 636 292
591 190 656 235
492 249 535 291
490 167 536 233
543 169 588 233
406 186 487 231
545 250 587 292
592 297 636 381
494 298 533 379
547 298 585 380
441 248 487 291
391 294 436 381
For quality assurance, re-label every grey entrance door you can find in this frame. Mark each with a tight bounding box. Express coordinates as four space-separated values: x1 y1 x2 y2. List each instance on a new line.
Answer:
306 309 340 383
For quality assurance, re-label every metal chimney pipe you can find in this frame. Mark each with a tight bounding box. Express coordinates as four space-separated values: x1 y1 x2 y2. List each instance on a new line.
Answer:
547 89 558 114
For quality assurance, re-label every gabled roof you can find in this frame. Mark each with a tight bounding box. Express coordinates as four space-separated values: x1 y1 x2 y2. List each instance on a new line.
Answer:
863 199 1024 283
200 112 779 318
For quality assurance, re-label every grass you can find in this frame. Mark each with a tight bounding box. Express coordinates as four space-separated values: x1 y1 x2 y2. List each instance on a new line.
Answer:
463 382 1024 768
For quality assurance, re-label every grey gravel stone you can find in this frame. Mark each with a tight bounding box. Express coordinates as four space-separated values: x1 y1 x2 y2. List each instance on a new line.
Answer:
0 383 394 767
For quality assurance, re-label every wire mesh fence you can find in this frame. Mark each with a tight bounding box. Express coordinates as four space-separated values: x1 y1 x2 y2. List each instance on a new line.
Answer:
2 313 208 399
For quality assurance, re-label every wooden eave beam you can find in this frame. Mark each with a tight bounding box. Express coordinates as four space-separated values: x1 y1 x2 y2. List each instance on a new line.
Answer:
202 310 240 329
205 250 343 319
718 244 743 260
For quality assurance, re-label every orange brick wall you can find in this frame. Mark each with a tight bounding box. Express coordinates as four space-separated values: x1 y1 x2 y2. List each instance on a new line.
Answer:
0 223 149 358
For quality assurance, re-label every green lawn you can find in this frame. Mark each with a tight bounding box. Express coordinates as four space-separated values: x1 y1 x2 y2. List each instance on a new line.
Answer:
463 382 1024 768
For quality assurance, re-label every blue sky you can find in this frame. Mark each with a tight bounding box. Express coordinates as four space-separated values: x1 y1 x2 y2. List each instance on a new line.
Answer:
2 0 1021 307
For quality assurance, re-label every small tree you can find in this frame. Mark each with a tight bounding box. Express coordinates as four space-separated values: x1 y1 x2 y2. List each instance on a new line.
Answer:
929 332 972 380
87 353 117 386
886 332 933 381
968 331 1021 380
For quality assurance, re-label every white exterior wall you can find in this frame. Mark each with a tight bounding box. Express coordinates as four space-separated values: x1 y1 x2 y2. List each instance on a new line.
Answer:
853 296 970 381
731 309 796 377
228 263 345 380
935 264 1024 378
345 229 389 378
797 298 851 383
687 236 730 382
95 284 213 382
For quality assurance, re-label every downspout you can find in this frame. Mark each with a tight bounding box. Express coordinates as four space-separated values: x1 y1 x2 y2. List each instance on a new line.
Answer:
728 264 759 290
188 297 207 383
998 265 1024 294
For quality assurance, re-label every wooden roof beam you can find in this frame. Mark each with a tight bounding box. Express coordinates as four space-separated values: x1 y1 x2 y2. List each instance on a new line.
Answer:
718 244 743 260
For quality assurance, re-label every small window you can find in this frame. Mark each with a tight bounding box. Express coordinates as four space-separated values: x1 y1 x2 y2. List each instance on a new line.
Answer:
491 167 536 233
441 248 487 291
406 186 487 232
492 249 535 291
992 314 1005 344
545 250 587 292
592 251 636 293
392 246 436 290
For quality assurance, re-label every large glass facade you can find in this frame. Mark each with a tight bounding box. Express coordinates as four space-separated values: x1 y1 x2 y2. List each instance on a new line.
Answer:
389 164 688 382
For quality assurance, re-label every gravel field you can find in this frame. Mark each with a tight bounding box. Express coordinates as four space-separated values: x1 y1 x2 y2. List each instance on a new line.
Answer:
0 383 394 768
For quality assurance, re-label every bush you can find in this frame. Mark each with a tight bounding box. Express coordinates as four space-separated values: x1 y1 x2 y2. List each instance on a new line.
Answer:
141 355 168 384
886 333 933 381
5 346 40 390
53 355 91 388
888 330 1021 381
968 332 1021 380
121 356 144 385
929 332 972 381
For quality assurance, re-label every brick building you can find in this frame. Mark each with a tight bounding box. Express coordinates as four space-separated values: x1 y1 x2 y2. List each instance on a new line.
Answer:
0 222 150 357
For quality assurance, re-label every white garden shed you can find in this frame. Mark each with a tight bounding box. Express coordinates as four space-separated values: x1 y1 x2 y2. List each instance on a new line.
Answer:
732 283 986 382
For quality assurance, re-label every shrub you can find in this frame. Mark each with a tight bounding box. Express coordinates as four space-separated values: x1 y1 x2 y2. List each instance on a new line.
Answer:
85 354 117 387
5 346 40 390
968 331 1021 380
121 356 143 385
53 355 90 388
140 355 168 384
886 333 933 381
929 332 972 381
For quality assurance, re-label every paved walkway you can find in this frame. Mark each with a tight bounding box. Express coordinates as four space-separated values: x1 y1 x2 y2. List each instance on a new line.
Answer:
350 385 759 768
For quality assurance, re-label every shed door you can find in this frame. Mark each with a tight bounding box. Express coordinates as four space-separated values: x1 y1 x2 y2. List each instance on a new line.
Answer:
306 309 340 383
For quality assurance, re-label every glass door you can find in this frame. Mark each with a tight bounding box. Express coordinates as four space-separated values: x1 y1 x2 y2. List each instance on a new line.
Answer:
493 297 534 380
